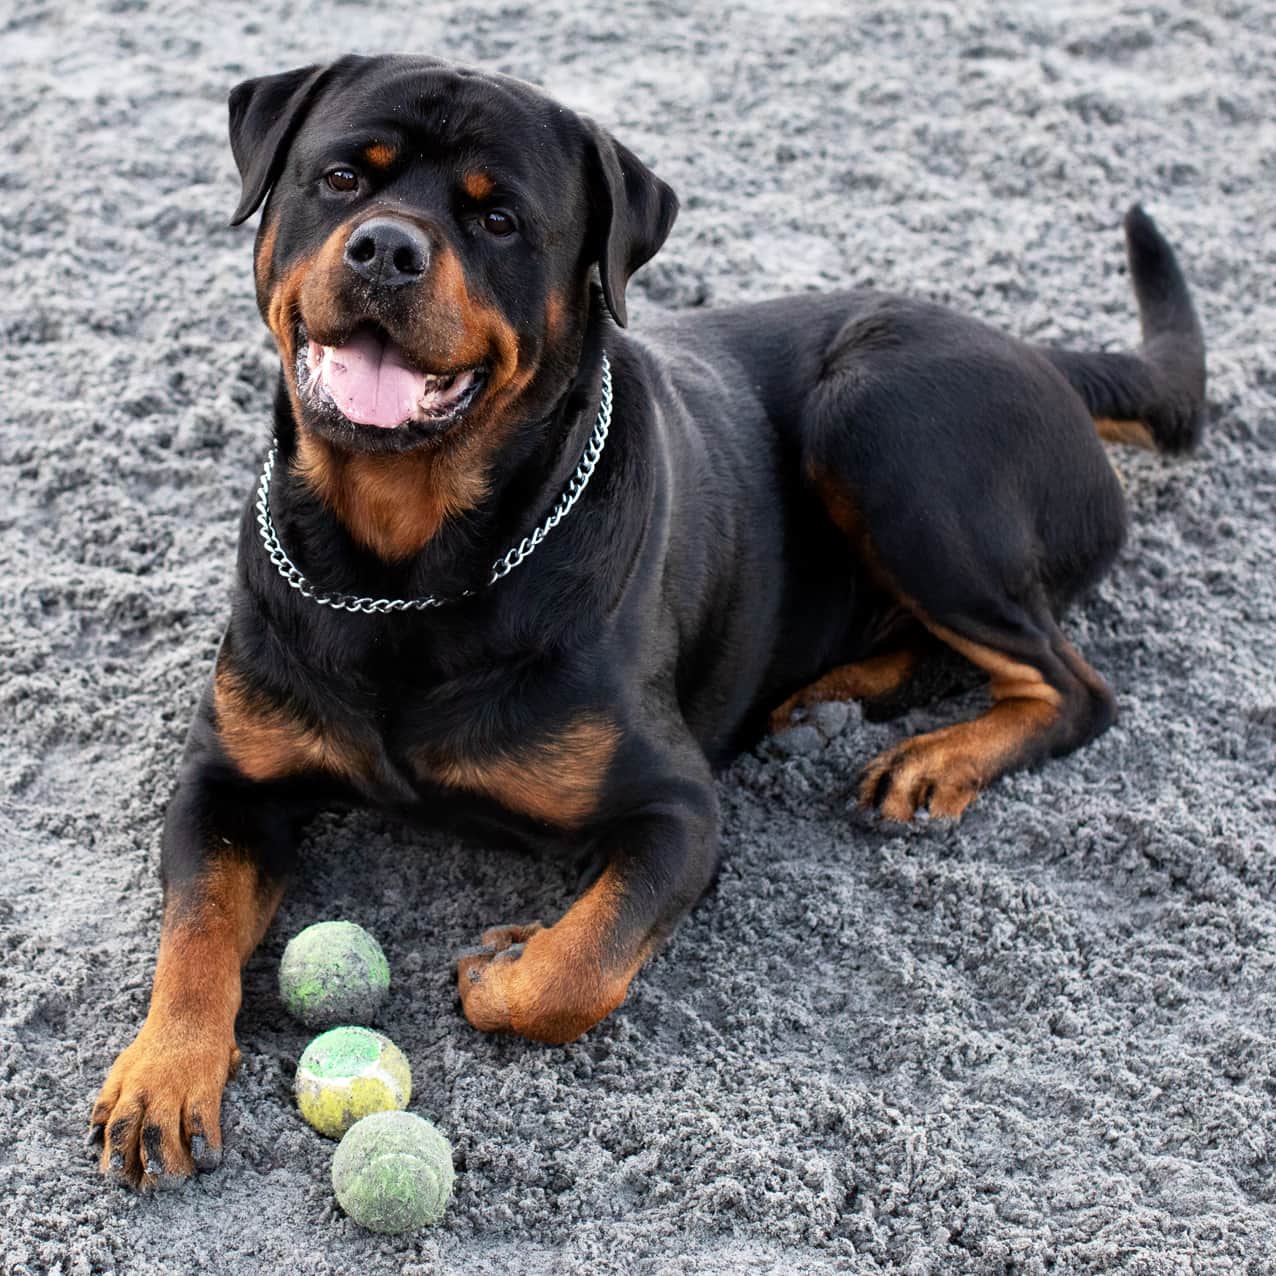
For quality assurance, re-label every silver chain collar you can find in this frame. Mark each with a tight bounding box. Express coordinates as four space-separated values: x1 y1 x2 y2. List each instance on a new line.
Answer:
255 352 613 615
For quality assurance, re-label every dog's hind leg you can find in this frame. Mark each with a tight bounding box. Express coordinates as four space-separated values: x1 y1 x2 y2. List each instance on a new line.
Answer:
799 297 1128 822
768 644 926 733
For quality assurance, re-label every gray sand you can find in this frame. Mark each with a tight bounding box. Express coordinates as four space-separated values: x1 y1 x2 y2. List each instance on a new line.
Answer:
2 1 1275 1272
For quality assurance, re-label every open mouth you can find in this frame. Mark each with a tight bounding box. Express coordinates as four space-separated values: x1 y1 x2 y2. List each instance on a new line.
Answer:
297 323 486 431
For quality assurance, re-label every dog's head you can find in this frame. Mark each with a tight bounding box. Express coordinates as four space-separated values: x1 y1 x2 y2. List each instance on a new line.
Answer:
229 55 677 455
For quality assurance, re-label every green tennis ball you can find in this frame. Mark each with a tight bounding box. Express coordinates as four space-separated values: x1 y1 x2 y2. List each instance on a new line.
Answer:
295 1026 412 1139
332 1111 456 1234
279 920 390 1028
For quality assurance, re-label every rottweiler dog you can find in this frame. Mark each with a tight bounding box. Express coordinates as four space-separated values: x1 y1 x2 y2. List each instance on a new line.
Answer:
90 54 1205 1189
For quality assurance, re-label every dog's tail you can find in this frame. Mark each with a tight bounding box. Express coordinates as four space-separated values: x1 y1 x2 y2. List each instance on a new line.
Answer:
1041 205 1206 454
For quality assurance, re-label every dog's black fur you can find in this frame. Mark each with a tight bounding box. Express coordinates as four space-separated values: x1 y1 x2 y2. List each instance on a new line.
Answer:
91 54 1205 1190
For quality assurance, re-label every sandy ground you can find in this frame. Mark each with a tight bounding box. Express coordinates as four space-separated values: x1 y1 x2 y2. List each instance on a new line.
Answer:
3 0 1275 1272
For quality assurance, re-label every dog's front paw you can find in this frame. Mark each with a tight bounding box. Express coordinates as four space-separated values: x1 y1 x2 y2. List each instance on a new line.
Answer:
89 1018 239 1191
456 918 630 1045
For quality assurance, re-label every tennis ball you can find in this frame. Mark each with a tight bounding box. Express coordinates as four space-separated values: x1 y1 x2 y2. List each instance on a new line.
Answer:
332 1111 456 1234
295 1026 412 1139
279 920 390 1028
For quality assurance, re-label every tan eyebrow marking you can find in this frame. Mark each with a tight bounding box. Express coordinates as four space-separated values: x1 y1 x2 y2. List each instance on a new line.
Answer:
362 142 396 169
463 171 495 200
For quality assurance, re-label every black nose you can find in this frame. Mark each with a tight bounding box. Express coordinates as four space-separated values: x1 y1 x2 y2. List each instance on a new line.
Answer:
343 218 430 287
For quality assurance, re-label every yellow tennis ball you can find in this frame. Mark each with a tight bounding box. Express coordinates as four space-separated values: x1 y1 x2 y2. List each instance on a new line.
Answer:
295 1027 412 1139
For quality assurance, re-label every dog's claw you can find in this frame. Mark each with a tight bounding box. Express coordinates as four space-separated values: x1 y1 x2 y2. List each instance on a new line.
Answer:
452 943 496 975
479 921 544 951
857 760 892 811
454 922 544 981
189 1132 221 1172
140 1126 164 1181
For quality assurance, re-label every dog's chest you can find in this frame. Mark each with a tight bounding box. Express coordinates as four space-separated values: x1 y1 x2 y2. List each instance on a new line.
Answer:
407 712 620 829
376 635 622 827
308 666 621 831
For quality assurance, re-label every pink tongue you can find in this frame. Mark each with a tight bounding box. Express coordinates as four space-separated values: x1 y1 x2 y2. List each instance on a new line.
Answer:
309 329 427 429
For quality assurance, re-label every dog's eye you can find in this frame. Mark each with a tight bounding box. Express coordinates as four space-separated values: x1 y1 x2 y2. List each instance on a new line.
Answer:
324 168 360 194
481 209 516 237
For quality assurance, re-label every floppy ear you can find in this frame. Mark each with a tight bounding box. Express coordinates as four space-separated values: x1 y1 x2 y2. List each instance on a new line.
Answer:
585 124 679 327
228 63 330 226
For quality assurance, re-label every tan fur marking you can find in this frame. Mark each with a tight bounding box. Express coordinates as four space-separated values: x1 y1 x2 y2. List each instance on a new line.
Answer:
295 225 355 343
807 465 909 596
1096 417 1157 449
463 171 494 200
254 219 278 299
428 244 522 381
809 466 867 543
214 661 367 783
266 252 311 370
545 290 566 338
294 433 489 562
421 716 620 829
267 237 347 433
456 866 649 1043
362 142 396 169
770 648 922 732
923 621 1063 709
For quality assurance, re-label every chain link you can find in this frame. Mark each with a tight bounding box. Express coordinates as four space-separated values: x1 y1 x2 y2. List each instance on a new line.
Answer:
255 353 613 614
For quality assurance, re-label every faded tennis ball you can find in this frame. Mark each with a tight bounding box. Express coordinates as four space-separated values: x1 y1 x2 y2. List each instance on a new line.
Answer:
332 1111 456 1233
279 920 390 1028
295 1026 412 1139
